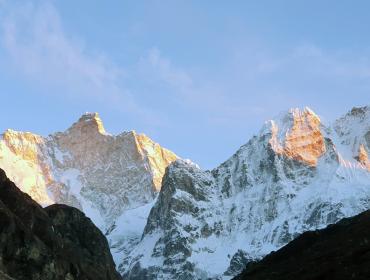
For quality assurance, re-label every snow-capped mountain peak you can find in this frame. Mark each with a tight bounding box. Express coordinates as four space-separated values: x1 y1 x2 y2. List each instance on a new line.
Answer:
3 107 370 280
123 106 370 279
264 107 325 166
67 112 107 135
0 112 178 226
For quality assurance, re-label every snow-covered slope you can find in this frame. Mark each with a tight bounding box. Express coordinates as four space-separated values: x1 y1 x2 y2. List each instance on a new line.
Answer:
0 112 178 266
123 107 370 279
3 107 370 280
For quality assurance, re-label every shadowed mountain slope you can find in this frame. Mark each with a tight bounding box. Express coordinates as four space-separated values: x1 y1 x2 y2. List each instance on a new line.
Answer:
234 210 370 280
0 168 122 280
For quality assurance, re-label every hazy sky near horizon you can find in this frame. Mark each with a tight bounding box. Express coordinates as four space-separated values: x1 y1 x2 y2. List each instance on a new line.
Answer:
1 0 370 168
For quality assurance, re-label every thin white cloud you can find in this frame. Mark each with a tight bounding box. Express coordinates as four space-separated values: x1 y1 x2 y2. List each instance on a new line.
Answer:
0 1 159 122
137 41 370 129
2 0 370 132
236 43 370 80
138 48 193 91
2 2 115 97
137 47 293 124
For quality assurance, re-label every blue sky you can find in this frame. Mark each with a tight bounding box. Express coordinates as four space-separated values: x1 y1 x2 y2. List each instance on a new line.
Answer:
1 0 370 169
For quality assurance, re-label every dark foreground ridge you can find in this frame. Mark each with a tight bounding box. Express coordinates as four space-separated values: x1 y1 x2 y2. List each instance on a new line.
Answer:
0 168 122 280
234 210 370 280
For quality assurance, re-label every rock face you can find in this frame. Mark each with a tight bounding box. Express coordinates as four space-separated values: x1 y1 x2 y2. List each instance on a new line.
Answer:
0 113 177 221
269 108 326 166
0 112 177 266
0 168 122 280
4 107 370 280
233 210 370 280
124 107 370 279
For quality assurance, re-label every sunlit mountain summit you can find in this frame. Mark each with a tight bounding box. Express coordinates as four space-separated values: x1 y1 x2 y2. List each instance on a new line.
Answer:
2 107 370 279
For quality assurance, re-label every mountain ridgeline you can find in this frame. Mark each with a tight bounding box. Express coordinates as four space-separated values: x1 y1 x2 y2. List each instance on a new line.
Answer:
123 107 370 279
1 107 370 279
0 112 178 267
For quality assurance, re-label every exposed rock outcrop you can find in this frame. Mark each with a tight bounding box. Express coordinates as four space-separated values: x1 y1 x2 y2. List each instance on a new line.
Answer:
269 107 326 166
0 113 177 224
4 106 370 280
0 113 178 267
123 107 370 279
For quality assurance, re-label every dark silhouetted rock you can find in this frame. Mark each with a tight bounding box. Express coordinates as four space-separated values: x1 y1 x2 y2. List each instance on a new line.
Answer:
0 168 122 280
234 210 370 280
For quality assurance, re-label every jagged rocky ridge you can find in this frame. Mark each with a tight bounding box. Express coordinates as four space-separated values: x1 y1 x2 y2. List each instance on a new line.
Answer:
0 113 177 216
0 113 177 265
3 107 370 279
0 168 122 280
233 210 370 280
123 107 370 279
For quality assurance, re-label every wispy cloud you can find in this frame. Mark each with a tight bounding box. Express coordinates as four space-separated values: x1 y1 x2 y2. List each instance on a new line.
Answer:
2 0 370 132
0 1 160 123
138 48 245 116
2 2 116 97
136 41 370 129
137 47 300 125
141 48 193 90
